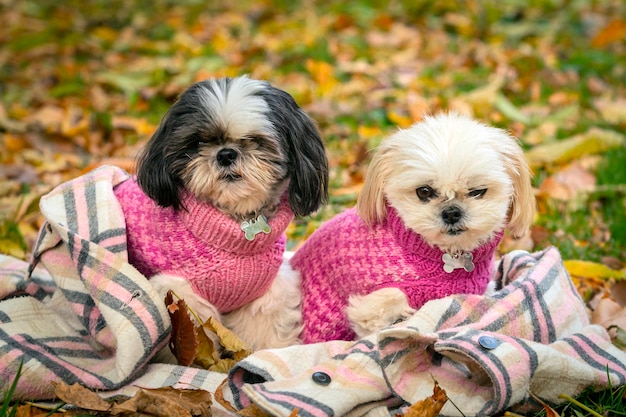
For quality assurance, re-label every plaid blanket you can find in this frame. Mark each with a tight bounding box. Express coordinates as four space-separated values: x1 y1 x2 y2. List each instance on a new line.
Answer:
225 248 626 417
1 165 625 417
0 166 174 399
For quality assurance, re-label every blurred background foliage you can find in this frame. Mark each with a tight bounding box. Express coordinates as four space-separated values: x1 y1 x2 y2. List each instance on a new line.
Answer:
0 0 624 266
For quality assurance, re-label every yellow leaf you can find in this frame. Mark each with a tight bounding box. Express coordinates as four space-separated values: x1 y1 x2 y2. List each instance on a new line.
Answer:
112 116 156 136
397 382 447 417
387 111 413 128
564 260 626 281
592 19 626 48
357 125 383 139
525 128 625 168
61 107 90 138
193 325 218 369
305 59 338 96
3 134 27 152
195 317 252 373
204 317 250 353
0 238 26 259
209 357 239 373
92 26 119 43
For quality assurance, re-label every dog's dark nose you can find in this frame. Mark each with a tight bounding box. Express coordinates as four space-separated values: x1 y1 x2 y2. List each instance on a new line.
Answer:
442 205 463 225
217 148 238 166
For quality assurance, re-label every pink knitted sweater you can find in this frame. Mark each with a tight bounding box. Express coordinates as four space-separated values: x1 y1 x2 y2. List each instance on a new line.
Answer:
290 206 502 343
113 178 293 312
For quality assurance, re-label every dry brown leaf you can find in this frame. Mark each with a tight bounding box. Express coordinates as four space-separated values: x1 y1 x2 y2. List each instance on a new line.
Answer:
53 381 111 412
165 291 199 366
611 281 626 306
591 297 626 331
213 378 239 413
109 387 212 417
594 97 626 124
24 106 65 133
80 158 138 175
500 229 535 253
54 380 212 417
14 403 63 417
396 382 447 417
538 162 596 204
237 403 270 417
109 388 187 416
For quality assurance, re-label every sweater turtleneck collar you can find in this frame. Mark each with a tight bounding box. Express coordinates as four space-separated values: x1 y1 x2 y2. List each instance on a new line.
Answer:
384 205 503 265
178 191 294 254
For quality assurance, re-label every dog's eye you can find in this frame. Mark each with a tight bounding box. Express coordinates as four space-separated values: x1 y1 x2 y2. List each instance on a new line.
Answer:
416 186 436 202
468 188 487 198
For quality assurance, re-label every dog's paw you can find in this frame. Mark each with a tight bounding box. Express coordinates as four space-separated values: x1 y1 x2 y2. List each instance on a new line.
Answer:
149 273 221 323
346 287 416 339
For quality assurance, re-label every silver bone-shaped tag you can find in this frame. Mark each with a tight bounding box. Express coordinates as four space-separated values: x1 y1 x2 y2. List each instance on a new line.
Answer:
241 215 271 241
442 252 475 273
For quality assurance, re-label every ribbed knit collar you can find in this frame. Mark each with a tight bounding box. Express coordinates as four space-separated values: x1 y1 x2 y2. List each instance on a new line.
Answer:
385 205 503 264
179 192 294 254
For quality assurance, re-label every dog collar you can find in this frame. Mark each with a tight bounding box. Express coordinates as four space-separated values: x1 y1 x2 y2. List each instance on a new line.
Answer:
385 205 503 273
442 251 475 273
241 214 271 241
179 190 293 252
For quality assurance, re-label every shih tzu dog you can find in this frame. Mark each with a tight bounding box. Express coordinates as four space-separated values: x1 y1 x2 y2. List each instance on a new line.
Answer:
286 112 536 343
113 75 328 350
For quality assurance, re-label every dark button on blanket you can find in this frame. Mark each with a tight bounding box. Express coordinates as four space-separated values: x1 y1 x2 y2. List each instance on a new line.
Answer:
478 335 499 349
312 371 331 385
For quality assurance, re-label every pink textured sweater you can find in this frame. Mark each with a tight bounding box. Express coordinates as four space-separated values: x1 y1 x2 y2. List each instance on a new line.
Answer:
113 178 293 312
290 206 502 343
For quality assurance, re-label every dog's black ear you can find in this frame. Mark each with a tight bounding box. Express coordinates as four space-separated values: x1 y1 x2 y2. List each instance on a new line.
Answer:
136 110 184 210
263 88 329 217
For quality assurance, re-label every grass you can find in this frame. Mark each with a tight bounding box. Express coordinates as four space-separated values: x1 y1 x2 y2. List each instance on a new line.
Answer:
1 361 23 417
596 147 626 255
532 375 626 417
535 146 626 262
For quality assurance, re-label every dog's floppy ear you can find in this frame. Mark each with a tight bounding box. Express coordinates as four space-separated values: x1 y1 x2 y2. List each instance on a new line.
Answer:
263 88 329 217
357 142 392 226
136 109 184 210
502 136 536 238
